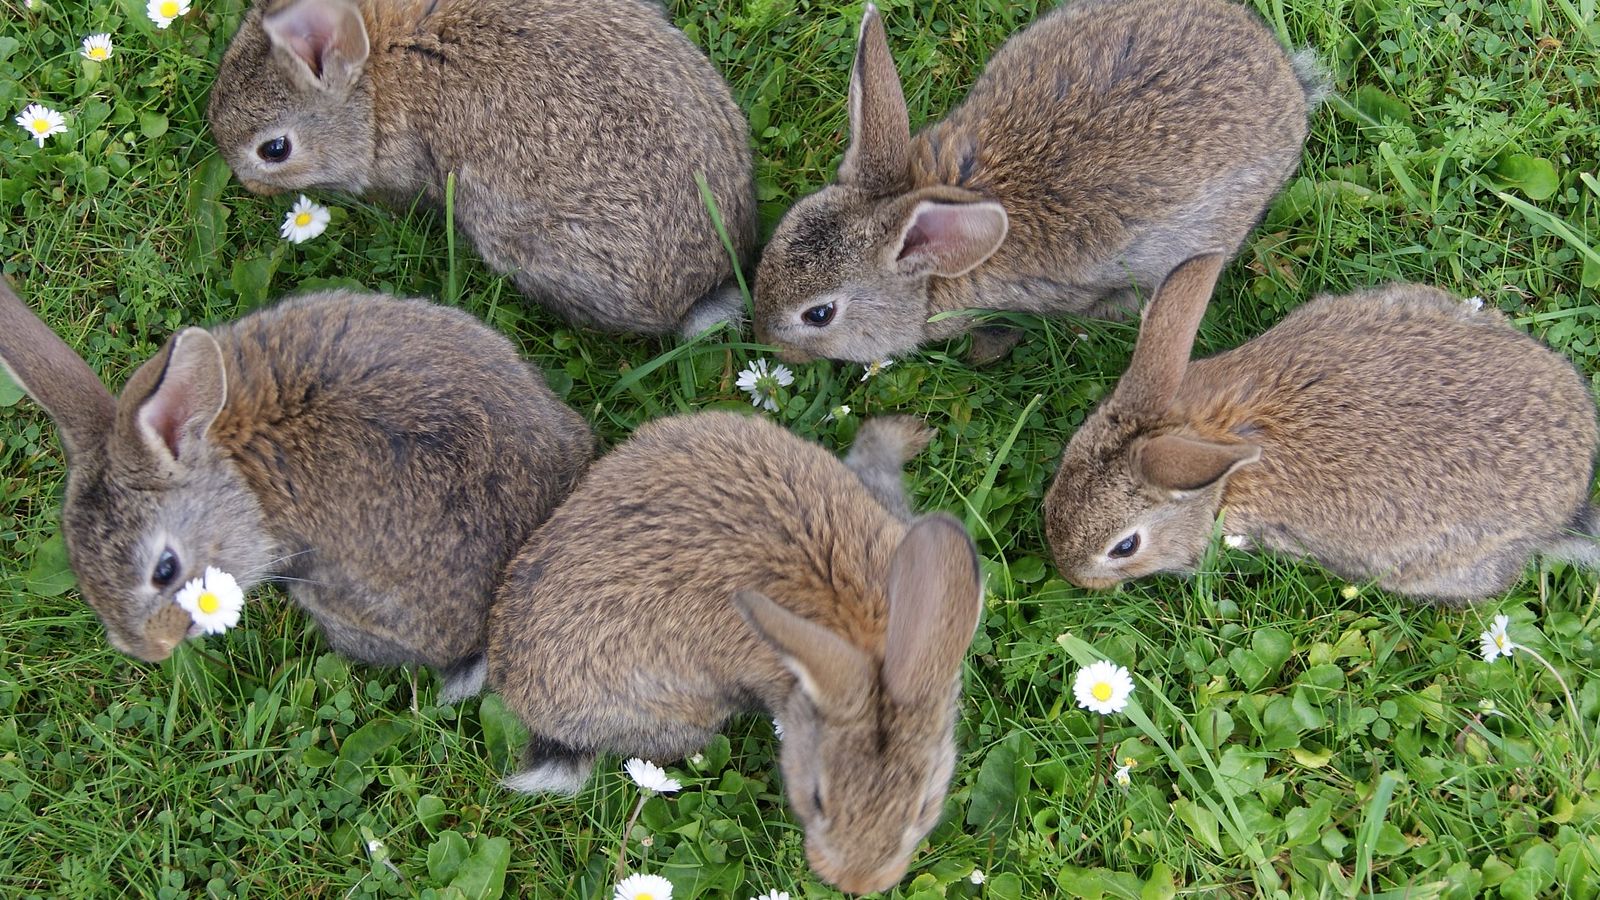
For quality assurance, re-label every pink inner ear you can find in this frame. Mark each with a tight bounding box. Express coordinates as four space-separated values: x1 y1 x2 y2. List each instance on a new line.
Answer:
140 374 198 460
894 201 1007 277
266 1 366 80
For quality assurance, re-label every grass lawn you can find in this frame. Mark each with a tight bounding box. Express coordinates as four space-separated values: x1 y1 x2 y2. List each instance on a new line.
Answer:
3 0 1599 896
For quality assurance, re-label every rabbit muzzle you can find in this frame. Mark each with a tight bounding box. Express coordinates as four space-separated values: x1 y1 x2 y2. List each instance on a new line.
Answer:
238 177 287 197
122 602 195 662
1065 570 1125 591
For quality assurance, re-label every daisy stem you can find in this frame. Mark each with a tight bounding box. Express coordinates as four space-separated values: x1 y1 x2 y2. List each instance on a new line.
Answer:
1087 715 1106 807
613 792 648 880
1517 645 1588 746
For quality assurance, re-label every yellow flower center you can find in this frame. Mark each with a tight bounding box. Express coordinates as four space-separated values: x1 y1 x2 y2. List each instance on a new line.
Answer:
1092 682 1113 702
32 118 49 133
89 47 108 59
160 1 180 16
637 894 654 900
1494 635 1506 648
295 212 313 227
197 591 220 614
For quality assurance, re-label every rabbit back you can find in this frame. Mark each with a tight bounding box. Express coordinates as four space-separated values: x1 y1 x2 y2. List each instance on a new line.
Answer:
1185 285 1597 600
211 291 594 666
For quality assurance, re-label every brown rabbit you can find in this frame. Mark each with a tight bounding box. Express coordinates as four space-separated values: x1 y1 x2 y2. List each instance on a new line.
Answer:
0 279 592 699
487 412 982 895
1043 253 1600 603
754 0 1323 363
207 0 756 336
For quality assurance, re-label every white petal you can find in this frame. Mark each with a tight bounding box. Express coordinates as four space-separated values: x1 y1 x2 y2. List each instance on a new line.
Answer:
614 872 674 900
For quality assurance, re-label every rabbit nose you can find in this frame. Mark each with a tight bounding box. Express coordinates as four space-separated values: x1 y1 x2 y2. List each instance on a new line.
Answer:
1068 570 1124 591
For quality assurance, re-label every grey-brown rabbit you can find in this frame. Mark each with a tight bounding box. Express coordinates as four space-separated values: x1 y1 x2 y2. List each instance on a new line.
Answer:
1044 253 1600 603
754 0 1323 363
0 279 592 698
207 0 756 336
487 412 982 895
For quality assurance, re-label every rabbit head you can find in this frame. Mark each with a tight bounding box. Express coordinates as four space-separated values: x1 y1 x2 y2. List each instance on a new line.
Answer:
754 5 1007 364
1044 253 1259 589
208 0 375 196
1 281 274 662
734 514 982 895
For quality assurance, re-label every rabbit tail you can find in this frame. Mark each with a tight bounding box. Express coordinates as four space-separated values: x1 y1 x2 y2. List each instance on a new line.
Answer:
1544 502 1600 569
1289 48 1332 109
844 416 934 522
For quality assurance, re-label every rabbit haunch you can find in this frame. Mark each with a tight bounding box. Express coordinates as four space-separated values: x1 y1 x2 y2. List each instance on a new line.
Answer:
0 281 591 695
754 0 1322 363
487 412 982 895
1044 253 1600 603
208 0 756 336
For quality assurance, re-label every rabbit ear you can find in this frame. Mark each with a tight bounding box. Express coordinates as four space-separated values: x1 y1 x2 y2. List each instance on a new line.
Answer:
838 4 910 192
890 200 1008 278
263 0 370 94
733 590 873 714
1112 253 1227 415
0 277 115 460
119 328 227 470
882 514 981 706
1136 433 1260 493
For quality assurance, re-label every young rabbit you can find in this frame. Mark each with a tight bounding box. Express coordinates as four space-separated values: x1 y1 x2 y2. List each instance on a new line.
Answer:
1043 253 1600 603
487 412 982 895
0 279 592 698
754 0 1323 364
207 0 756 337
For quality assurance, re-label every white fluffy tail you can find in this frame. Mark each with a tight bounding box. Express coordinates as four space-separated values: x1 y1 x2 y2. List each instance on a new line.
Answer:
1290 48 1333 109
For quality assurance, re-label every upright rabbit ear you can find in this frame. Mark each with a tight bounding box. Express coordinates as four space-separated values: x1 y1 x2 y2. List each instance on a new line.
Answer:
890 199 1008 278
733 590 874 714
838 4 910 192
1136 433 1260 494
1111 253 1227 416
882 514 982 706
263 0 370 94
0 277 115 460
117 328 227 472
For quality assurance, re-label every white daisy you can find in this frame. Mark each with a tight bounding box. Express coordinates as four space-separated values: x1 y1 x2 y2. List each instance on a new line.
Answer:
280 195 331 244
623 758 681 794
968 869 986 885
687 753 705 768
824 404 851 423
1480 614 1517 663
1072 660 1134 715
860 359 894 381
173 566 245 635
1223 533 1249 549
1463 295 1485 311
614 872 673 900
1113 757 1137 787
735 359 794 413
81 34 114 62
15 103 66 147
752 892 791 900
147 0 192 29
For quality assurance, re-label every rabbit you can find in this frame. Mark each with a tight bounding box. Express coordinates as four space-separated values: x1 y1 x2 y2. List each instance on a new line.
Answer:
1043 252 1600 604
486 412 982 895
753 0 1326 364
0 278 593 699
206 0 756 337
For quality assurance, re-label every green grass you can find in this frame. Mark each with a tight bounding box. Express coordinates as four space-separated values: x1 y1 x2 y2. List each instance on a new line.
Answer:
3 0 1600 897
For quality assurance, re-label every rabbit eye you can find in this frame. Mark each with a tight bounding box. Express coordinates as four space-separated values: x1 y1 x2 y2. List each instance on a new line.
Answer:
257 136 292 163
1109 534 1141 559
151 548 180 588
801 302 836 327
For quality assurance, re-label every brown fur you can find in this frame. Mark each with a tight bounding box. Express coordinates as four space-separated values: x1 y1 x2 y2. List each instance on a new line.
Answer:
754 0 1317 363
1043 255 1600 603
0 279 592 697
207 0 756 335
486 412 981 894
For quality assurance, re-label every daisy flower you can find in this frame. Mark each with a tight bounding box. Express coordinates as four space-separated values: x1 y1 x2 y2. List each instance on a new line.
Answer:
752 892 791 900
969 869 986 885
1340 584 1361 600
1073 660 1134 715
15 103 66 147
623 758 681 794
1113 757 1137 787
280 195 331 244
614 872 673 900
147 0 191 29
860 359 894 381
81 34 114 62
1480 614 1517 663
824 404 851 423
687 753 705 768
1463 295 1485 312
735 359 793 413
174 566 245 635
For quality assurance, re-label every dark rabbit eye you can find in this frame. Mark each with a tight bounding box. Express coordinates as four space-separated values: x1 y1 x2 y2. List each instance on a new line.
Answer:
1109 534 1140 559
151 548 180 588
801 302 836 327
257 136 292 162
